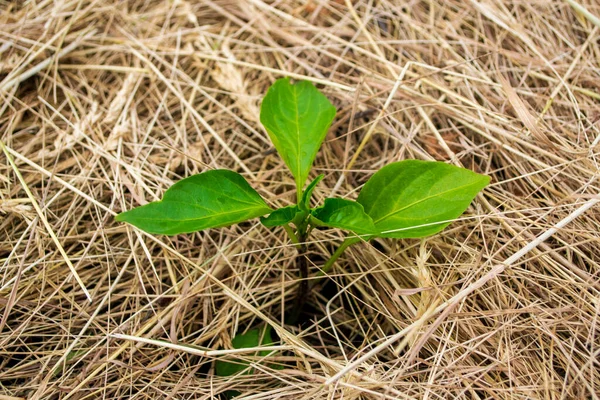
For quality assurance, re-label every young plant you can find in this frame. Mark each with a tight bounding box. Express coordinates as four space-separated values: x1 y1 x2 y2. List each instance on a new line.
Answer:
115 77 490 376
214 326 280 398
214 326 278 377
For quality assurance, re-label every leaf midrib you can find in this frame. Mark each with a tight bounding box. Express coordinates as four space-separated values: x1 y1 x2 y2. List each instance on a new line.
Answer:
127 201 270 223
183 181 266 208
374 180 483 225
293 84 301 189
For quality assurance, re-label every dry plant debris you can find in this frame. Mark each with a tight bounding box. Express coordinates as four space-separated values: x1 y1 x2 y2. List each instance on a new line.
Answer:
1 0 600 399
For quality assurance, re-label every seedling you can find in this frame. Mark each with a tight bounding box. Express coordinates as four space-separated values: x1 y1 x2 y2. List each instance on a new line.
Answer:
115 77 490 378
214 326 279 377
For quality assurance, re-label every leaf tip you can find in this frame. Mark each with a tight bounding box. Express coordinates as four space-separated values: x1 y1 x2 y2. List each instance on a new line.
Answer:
475 172 491 190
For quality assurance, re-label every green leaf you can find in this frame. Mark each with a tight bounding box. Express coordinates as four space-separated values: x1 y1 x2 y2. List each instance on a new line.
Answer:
215 327 278 377
260 205 301 227
300 174 324 211
357 160 490 238
260 78 336 197
311 198 378 235
115 170 271 235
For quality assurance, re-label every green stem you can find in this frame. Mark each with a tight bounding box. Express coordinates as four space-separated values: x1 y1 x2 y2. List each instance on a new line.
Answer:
287 235 308 325
296 183 302 204
283 224 299 246
317 236 362 278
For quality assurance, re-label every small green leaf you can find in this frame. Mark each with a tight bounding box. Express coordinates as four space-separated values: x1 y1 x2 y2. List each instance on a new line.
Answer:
300 174 324 211
215 327 278 377
260 205 301 227
260 78 336 196
115 170 271 235
357 160 490 238
311 198 377 235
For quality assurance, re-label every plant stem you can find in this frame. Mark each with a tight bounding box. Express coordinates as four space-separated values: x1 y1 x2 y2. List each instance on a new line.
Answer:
317 236 362 278
287 234 363 324
283 224 299 246
287 236 308 325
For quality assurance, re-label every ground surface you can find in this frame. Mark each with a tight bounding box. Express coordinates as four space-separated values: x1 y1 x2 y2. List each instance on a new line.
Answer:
1 1 600 399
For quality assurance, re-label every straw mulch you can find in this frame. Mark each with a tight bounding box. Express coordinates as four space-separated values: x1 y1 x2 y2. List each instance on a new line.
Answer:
1 1 599 399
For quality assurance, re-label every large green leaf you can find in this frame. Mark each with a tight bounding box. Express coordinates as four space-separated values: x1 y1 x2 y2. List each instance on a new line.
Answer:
357 160 489 238
215 327 278 377
311 198 377 235
260 78 336 196
115 170 271 235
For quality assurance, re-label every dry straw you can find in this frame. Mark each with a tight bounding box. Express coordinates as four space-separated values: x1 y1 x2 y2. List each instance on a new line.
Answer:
1 0 600 399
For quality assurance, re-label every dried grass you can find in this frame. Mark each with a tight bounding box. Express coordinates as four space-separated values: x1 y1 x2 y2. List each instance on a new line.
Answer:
1 0 600 398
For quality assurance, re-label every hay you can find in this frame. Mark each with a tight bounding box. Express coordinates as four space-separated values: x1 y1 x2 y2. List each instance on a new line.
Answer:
1 0 599 398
